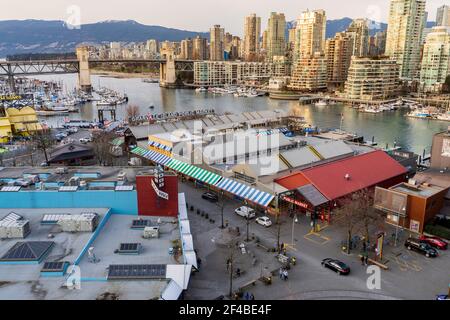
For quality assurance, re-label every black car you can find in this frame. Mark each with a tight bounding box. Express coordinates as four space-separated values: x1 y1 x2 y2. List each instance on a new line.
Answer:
405 238 438 258
321 258 350 275
202 192 219 202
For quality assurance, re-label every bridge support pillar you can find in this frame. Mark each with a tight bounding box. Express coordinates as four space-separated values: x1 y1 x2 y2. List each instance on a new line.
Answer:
8 74 16 93
159 48 177 88
76 46 92 93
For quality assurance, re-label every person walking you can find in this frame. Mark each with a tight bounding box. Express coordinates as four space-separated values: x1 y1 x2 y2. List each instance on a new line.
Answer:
283 269 288 281
360 255 365 266
279 267 283 279
364 255 369 266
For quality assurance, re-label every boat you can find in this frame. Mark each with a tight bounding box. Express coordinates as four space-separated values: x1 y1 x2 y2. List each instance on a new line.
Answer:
406 108 432 119
436 112 450 121
195 87 207 93
315 100 328 107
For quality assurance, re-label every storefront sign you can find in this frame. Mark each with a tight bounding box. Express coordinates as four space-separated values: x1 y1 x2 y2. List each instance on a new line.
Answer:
151 179 169 200
410 220 420 233
281 195 309 209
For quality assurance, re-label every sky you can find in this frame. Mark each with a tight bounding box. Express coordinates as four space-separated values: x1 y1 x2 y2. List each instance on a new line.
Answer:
0 0 445 35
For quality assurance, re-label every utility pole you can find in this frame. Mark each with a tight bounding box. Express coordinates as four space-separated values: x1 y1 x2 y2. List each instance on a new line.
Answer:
276 211 281 252
220 191 225 229
228 244 234 298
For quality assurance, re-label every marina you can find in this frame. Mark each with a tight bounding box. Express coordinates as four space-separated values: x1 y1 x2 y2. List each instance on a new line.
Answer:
1 74 448 156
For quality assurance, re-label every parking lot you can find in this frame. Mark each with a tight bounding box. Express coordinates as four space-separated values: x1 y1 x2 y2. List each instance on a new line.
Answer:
181 181 450 300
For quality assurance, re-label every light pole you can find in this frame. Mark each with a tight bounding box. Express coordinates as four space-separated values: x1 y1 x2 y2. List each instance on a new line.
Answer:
394 207 406 247
220 190 225 229
244 200 250 242
291 214 298 248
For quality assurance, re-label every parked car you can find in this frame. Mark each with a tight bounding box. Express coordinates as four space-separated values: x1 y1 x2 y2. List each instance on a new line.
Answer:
79 137 92 144
255 216 272 227
436 294 449 300
201 192 219 202
419 235 448 250
40 162 49 167
67 127 78 134
405 238 438 257
321 258 350 275
235 206 256 219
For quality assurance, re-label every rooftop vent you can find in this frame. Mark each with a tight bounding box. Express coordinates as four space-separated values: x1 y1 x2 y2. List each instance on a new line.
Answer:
344 174 350 180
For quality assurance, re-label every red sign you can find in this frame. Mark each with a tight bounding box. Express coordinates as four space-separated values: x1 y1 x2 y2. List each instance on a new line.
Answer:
281 196 309 209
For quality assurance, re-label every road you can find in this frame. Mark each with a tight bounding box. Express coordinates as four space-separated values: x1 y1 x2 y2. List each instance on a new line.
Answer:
180 181 450 300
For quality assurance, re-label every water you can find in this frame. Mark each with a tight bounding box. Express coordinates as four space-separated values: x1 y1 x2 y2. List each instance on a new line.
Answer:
31 74 449 155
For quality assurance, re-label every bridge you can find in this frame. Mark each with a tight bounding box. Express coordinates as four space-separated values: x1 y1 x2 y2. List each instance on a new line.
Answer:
0 47 195 92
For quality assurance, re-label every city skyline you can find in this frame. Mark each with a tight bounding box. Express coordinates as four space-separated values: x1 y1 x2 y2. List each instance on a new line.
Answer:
0 0 445 35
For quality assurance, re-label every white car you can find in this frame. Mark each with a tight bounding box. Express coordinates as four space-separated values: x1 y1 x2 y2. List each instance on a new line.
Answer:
234 206 256 219
256 216 272 227
79 137 92 144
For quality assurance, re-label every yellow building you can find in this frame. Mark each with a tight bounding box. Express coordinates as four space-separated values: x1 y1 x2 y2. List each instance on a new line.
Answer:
0 118 12 143
4 106 43 138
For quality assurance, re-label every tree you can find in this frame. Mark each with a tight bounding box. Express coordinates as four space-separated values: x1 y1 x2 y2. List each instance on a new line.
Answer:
91 130 116 166
126 104 140 125
333 189 384 254
31 130 56 164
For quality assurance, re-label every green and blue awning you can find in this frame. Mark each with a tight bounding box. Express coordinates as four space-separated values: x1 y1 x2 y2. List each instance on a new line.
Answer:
214 178 275 207
165 158 222 185
130 146 274 207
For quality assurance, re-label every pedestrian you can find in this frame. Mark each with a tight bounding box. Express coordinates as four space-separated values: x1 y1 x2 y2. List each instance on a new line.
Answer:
279 267 283 279
250 293 255 300
360 255 365 266
236 268 241 277
226 259 231 271
364 255 369 266
283 269 288 281
362 241 367 252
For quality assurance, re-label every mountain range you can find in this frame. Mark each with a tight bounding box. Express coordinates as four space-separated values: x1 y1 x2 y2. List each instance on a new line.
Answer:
0 19 436 58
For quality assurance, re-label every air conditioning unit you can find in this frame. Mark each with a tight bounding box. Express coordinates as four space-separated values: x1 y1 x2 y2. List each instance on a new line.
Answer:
56 167 68 174
143 226 160 239
117 172 127 182
68 176 80 186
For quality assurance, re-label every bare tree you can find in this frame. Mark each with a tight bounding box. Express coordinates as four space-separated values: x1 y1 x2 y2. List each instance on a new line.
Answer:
91 130 116 166
31 129 56 164
333 189 384 254
126 105 140 125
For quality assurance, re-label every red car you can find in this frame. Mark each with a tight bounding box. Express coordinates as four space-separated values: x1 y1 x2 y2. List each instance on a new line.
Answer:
419 235 448 250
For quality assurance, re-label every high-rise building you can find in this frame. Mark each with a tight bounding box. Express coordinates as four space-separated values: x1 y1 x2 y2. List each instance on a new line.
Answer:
436 5 450 27
344 57 400 100
210 25 225 61
346 19 370 57
385 0 426 80
193 36 208 60
145 39 159 58
289 52 328 91
243 14 261 62
326 32 355 88
266 12 286 61
180 38 194 60
419 26 450 93
294 9 326 61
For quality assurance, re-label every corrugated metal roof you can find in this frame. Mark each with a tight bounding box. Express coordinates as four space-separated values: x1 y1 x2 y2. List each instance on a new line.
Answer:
313 141 354 159
278 151 407 200
280 148 321 168
297 184 329 207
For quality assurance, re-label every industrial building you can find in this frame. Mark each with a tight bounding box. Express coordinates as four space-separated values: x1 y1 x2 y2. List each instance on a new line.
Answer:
0 166 196 300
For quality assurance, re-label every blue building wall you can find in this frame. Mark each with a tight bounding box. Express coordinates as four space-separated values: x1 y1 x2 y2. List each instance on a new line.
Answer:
0 190 138 215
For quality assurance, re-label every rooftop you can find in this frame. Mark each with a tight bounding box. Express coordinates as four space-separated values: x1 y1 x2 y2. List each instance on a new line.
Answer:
391 183 445 199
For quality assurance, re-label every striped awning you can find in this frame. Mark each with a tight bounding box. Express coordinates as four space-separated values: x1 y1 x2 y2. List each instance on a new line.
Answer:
131 147 171 165
166 158 222 185
148 140 173 152
215 178 275 207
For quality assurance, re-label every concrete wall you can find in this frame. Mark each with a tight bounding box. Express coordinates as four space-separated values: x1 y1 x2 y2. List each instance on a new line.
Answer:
0 190 138 215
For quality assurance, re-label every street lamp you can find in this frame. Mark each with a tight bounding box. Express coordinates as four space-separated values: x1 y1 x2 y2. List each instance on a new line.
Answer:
244 200 250 242
220 190 225 229
394 207 406 247
291 214 298 248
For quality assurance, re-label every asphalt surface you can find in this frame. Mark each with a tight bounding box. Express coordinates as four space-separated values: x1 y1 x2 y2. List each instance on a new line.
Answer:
181 181 450 300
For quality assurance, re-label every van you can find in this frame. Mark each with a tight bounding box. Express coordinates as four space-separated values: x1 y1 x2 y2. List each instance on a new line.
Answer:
234 206 256 219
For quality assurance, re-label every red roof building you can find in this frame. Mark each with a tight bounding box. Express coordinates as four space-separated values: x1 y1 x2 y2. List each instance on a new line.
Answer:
276 150 408 201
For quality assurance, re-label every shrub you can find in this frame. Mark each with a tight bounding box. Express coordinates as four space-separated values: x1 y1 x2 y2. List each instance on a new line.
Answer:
424 224 450 240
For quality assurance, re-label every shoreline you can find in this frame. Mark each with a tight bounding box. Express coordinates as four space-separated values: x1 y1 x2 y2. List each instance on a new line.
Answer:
91 69 159 79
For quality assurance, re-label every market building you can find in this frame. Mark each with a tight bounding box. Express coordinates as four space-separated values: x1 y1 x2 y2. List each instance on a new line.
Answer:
275 150 408 220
